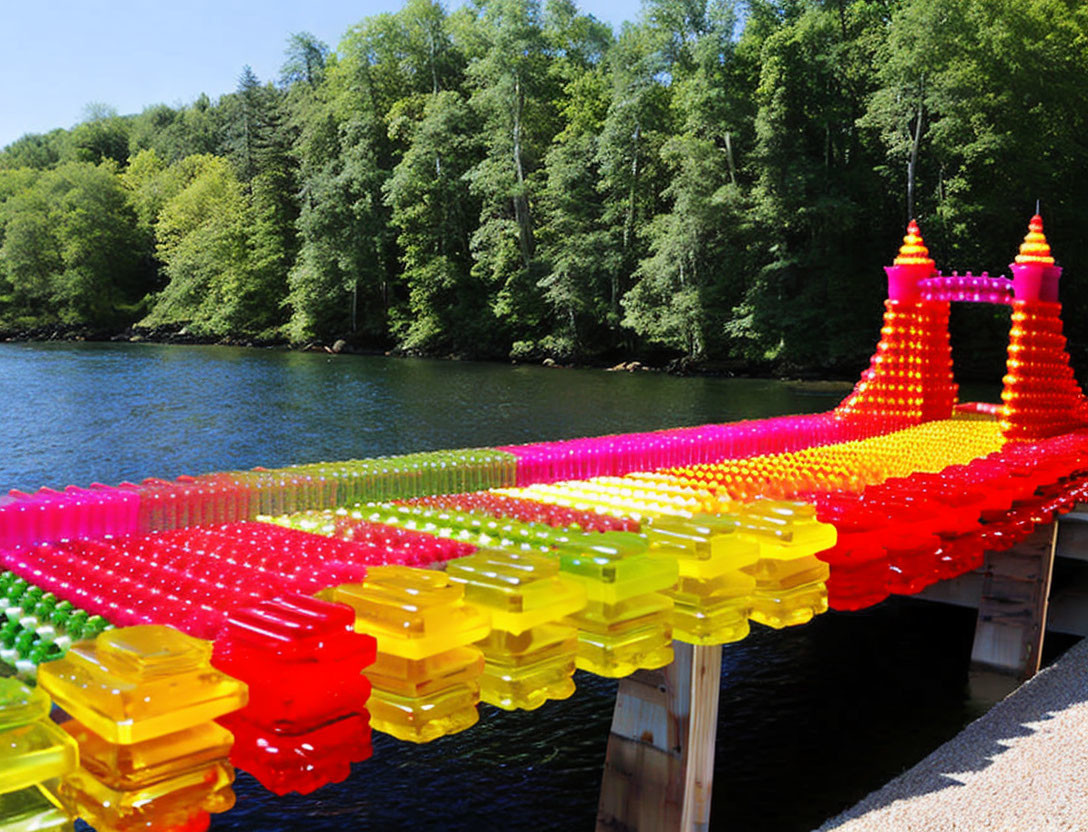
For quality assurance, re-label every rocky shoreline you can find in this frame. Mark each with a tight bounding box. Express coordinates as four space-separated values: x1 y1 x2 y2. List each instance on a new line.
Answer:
0 323 854 381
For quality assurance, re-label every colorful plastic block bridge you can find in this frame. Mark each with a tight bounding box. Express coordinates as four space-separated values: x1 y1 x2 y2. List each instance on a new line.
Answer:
2 214 1088 827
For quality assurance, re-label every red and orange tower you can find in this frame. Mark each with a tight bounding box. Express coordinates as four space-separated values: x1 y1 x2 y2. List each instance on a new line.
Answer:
1000 215 1088 440
835 220 957 426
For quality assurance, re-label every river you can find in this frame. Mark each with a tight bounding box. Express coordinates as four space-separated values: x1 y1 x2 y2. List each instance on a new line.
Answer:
0 341 1016 831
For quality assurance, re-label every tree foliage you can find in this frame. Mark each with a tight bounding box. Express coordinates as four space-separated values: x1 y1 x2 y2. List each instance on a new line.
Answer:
3 0 1088 374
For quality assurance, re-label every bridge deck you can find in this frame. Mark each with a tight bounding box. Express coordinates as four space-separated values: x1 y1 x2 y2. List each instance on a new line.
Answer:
818 633 1088 832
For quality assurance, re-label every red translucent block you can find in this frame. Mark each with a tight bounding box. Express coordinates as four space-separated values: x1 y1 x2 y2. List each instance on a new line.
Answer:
814 494 891 610
219 711 372 797
212 594 376 796
819 532 890 610
212 595 376 732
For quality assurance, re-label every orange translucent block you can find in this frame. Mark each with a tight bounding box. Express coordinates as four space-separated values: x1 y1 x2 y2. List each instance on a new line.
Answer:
326 566 491 660
447 549 585 710
0 679 78 832
60 720 233 792
60 759 234 832
37 626 248 746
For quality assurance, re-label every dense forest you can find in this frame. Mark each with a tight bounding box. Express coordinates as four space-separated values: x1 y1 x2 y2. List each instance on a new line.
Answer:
2 0 1088 376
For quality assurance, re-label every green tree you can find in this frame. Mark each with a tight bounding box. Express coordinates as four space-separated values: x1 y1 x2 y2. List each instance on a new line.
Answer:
0 161 144 326
281 32 331 88
385 91 484 352
67 104 131 166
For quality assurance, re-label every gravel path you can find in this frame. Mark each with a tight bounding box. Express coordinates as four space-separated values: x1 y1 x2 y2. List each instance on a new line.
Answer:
818 637 1088 831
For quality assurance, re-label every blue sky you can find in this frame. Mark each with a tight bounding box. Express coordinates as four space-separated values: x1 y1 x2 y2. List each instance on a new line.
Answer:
1 0 644 150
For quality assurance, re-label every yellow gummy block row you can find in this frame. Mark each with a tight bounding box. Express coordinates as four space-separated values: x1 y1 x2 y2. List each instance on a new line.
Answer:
506 480 837 643
668 419 1004 501
36 626 246 832
0 679 77 832
447 549 585 710
325 566 489 742
353 505 679 679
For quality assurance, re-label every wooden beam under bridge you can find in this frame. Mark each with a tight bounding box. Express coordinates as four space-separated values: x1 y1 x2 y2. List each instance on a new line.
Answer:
597 642 722 832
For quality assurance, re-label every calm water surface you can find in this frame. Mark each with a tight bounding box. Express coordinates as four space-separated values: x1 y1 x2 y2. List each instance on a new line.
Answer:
0 342 1003 831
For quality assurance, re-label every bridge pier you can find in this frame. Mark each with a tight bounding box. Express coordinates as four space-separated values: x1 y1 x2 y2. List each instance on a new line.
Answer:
968 524 1058 699
597 642 722 832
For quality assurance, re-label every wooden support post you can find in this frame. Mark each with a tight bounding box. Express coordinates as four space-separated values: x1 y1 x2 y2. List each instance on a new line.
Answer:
597 642 723 832
970 523 1058 690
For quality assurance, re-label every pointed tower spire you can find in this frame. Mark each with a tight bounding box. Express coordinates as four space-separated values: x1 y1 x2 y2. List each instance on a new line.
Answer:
893 219 936 269
1014 214 1055 265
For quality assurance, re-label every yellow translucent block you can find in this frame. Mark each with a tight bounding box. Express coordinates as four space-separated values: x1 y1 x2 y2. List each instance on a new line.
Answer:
61 720 234 791
37 627 248 746
476 624 578 711
745 555 830 629
479 660 575 711
568 595 674 677
0 681 78 796
368 683 480 743
552 544 678 605
327 566 491 660
646 518 761 578
446 549 587 633
0 782 72 832
737 501 837 558
367 647 485 698
668 570 755 645
61 761 234 832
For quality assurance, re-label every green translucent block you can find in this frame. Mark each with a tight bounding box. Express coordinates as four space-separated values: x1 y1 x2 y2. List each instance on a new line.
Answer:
0 681 77 797
0 781 72 832
446 549 586 633
551 546 677 605
327 566 491 660
0 679 50 731
37 626 248 746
